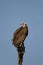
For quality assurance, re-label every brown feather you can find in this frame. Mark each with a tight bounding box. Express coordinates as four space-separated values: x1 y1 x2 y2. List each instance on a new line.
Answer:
12 24 28 47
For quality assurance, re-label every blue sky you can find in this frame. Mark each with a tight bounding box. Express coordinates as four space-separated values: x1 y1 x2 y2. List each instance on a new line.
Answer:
0 0 43 65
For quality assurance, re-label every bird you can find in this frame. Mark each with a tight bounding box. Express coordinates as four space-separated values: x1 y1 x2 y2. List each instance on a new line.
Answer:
12 23 28 48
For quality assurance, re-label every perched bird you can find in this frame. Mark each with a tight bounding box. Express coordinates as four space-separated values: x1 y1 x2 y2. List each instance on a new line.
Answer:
12 23 28 48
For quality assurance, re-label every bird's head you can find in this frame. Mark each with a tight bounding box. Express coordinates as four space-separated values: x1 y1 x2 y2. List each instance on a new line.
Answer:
20 23 27 28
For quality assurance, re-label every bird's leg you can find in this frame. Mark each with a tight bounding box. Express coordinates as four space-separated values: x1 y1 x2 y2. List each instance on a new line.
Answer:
20 43 22 47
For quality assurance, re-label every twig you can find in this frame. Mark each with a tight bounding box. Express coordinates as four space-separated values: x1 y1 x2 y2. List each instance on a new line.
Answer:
17 43 25 65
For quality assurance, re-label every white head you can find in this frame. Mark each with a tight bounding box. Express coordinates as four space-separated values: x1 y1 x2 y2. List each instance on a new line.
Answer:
20 23 26 28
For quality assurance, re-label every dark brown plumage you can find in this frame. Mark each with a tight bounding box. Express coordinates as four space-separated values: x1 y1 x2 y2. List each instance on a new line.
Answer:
12 23 28 48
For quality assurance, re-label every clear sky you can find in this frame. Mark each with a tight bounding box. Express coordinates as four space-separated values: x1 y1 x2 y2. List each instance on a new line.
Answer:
0 0 43 65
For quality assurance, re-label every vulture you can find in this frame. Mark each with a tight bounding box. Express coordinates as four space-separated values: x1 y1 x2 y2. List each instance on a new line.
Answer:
12 23 28 48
